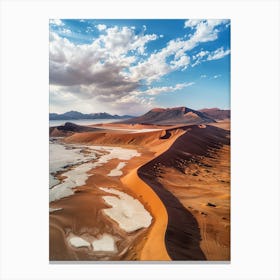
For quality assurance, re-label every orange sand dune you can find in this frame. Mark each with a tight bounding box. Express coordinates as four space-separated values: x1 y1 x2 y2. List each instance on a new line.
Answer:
208 120 230 130
92 123 171 129
63 127 185 149
63 130 163 146
122 169 170 260
50 123 230 260
120 127 186 260
50 124 183 260
160 145 230 260
138 125 230 260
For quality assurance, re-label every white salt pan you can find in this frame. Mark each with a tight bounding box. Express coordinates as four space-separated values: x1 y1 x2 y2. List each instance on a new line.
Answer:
49 142 141 203
92 233 116 252
49 141 98 188
69 236 90 248
100 187 152 233
108 162 126 177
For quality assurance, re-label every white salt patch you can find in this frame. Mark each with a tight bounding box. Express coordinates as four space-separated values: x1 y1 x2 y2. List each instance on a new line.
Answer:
50 161 96 201
49 175 60 188
49 184 75 202
100 187 152 233
91 146 141 165
69 236 90 248
108 162 126 177
49 143 141 202
49 142 93 175
49 207 63 213
92 233 116 252
49 141 98 188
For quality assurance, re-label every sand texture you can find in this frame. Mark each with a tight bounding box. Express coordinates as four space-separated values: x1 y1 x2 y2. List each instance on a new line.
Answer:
49 122 230 261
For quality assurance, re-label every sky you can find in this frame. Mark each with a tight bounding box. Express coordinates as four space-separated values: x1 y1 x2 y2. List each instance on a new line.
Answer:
49 19 230 116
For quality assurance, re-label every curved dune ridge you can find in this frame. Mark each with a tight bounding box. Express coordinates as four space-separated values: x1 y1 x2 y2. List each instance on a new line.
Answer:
138 125 229 260
50 122 230 261
52 125 185 260
122 168 171 260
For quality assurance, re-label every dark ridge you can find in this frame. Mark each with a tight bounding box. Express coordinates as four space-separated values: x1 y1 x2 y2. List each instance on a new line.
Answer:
138 125 230 260
198 108 230 120
55 122 102 133
121 107 216 125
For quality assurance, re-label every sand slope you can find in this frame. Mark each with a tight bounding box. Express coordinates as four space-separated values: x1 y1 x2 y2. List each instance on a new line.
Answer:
122 168 170 260
50 123 230 261
138 125 230 260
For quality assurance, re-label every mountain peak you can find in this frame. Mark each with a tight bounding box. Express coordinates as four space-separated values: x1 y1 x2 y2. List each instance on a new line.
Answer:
150 108 166 112
123 106 216 125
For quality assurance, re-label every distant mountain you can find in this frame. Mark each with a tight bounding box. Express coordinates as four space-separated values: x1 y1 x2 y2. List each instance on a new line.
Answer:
121 107 216 125
49 122 104 137
198 108 230 120
49 110 133 120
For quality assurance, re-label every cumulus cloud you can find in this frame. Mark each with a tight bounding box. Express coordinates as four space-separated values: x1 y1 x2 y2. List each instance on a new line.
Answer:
130 19 228 83
61 28 71 34
134 82 194 96
50 19 64 26
49 20 229 114
96 24 107 31
184 19 200 28
49 26 160 113
207 47 230 60
184 19 228 29
191 50 209 67
191 46 230 67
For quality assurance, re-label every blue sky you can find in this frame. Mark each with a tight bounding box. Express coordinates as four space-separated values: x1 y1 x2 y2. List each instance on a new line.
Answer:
49 19 230 115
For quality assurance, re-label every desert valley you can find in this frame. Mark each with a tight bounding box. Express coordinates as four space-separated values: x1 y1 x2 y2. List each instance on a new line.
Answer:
49 107 230 261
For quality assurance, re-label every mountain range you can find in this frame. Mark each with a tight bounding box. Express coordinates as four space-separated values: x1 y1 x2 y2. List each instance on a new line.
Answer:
198 108 230 120
49 111 133 120
121 107 218 125
50 107 230 125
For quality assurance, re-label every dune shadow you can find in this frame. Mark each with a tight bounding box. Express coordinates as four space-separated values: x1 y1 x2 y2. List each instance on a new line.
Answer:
138 125 229 260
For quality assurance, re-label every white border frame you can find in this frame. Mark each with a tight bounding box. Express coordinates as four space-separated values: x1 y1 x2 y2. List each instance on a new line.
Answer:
1 0 279 279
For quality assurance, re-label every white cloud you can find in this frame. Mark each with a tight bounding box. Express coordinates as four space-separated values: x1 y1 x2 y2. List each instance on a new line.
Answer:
86 26 94 33
130 19 228 83
184 19 203 28
191 46 230 67
137 82 194 96
207 47 230 60
61 28 71 34
50 19 64 26
185 19 229 50
49 20 228 114
171 55 190 70
191 50 209 67
185 19 229 29
96 26 157 57
49 26 160 114
213 74 221 79
193 50 209 59
96 24 107 31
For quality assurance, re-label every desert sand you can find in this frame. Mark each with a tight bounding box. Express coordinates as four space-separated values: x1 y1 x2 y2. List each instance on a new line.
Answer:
49 121 230 261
